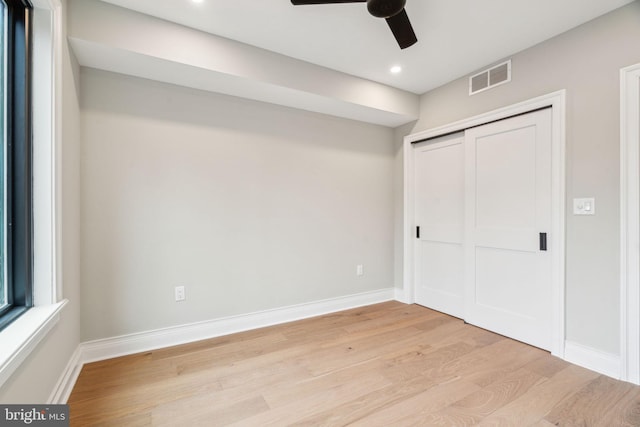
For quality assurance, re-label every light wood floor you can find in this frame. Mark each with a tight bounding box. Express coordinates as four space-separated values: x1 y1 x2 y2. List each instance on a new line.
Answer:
68 301 640 426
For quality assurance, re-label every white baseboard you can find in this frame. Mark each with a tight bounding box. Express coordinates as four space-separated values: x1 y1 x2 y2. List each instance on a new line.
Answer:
394 287 412 304
564 341 621 380
81 288 395 364
48 345 83 404
51 288 395 402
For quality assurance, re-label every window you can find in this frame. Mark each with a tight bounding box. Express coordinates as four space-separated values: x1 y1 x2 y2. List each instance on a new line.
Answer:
0 0 67 389
0 0 33 331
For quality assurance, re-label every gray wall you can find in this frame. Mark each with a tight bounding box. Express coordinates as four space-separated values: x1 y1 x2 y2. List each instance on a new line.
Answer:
396 1 640 354
0 0 81 403
80 69 395 341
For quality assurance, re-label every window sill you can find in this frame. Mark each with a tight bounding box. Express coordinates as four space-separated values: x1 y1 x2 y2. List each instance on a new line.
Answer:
0 300 68 388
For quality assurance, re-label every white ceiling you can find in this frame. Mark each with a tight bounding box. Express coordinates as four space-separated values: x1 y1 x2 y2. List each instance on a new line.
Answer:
98 0 635 95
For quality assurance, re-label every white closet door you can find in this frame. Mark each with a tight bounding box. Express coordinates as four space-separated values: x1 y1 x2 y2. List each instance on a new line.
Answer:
464 108 553 350
414 133 465 318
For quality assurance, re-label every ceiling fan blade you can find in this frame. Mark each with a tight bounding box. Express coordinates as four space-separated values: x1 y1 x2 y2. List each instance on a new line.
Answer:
291 0 365 4
385 8 417 49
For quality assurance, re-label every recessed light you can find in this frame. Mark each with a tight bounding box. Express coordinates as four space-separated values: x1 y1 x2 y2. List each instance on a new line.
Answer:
390 65 402 74
192 0 204 3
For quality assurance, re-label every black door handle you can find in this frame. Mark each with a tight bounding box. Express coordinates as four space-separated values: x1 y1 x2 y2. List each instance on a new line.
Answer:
539 233 547 251
416 226 420 239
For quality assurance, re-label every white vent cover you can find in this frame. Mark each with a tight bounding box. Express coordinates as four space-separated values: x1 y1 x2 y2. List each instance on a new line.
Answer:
469 60 511 95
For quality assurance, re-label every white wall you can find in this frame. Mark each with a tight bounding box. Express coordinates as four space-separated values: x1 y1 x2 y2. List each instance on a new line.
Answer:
0 0 81 403
80 69 395 341
396 2 640 354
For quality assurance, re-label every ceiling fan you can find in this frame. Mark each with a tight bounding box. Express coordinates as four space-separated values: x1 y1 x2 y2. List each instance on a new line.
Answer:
290 0 418 50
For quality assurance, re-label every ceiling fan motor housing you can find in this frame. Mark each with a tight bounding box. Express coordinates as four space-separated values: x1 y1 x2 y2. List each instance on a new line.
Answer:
367 0 406 18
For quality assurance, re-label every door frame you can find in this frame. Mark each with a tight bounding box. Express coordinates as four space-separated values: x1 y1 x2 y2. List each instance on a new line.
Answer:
403 90 566 358
620 63 640 385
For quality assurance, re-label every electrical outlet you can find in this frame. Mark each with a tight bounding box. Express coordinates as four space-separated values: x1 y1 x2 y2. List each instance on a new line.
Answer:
175 286 185 302
356 264 364 276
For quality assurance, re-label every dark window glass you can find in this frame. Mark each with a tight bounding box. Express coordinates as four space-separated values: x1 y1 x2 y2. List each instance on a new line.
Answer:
0 0 33 331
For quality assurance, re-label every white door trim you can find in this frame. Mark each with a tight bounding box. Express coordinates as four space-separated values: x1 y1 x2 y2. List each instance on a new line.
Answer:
620 63 640 385
403 90 567 357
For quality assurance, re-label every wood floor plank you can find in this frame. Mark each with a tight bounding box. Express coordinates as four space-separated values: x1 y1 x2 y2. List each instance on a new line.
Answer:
380 341 477 383
231 373 393 426
292 375 440 426
68 303 640 426
90 412 152 427
459 340 548 388
340 303 442 334
153 395 269 427
595 384 640 427
544 375 636 426
151 331 289 363
277 302 399 340
476 364 599 426
70 354 176 397
430 367 545 425
528 420 558 427
69 368 222 424
261 357 383 408
522 353 571 378
299 325 428 376
355 378 483 427
173 339 312 379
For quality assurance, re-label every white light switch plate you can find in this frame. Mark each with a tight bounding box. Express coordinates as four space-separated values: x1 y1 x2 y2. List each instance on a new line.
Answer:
573 198 595 215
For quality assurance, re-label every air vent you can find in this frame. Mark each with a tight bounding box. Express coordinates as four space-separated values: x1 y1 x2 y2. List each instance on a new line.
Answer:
469 60 511 95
